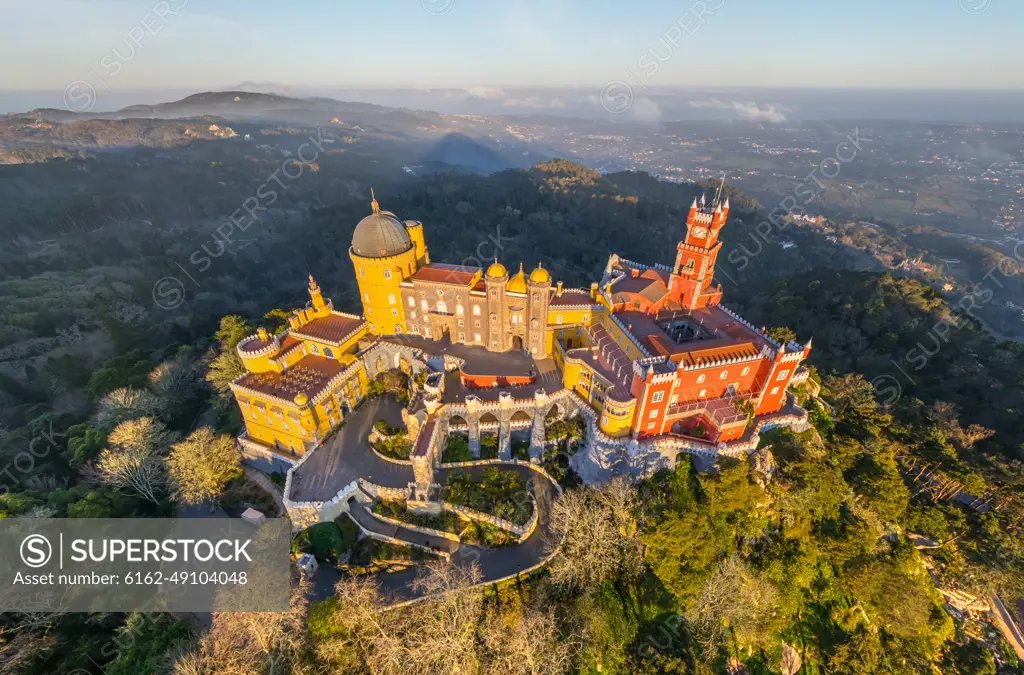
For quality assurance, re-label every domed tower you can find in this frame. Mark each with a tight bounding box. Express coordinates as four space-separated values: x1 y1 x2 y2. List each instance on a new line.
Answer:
483 258 508 352
526 263 552 357
349 191 419 335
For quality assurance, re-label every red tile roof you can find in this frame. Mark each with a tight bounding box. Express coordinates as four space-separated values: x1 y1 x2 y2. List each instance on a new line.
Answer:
236 355 343 402
411 263 480 286
293 313 365 345
549 291 595 307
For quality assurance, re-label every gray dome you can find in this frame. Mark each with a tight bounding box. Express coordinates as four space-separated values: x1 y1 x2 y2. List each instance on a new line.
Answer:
351 212 412 258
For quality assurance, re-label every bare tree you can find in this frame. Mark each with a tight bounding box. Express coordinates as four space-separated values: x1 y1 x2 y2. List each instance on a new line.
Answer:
167 427 242 505
319 560 484 675
149 352 204 418
173 577 311 675
480 604 579 675
686 555 779 658
546 477 643 590
94 417 174 503
92 386 162 431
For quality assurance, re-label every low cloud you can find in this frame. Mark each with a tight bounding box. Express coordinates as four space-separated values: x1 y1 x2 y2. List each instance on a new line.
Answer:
501 96 567 109
688 98 790 123
629 97 662 123
465 86 506 100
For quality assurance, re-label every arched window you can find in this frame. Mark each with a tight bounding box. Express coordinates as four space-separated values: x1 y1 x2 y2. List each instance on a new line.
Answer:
719 371 728 380
556 314 563 325
388 294 396 305
309 344 319 355
456 303 464 316
408 296 415 307
421 299 429 311
437 300 447 314
364 292 369 302
697 374 706 383
473 305 481 316
394 325 403 334
323 347 334 359
383 269 392 280
741 366 750 376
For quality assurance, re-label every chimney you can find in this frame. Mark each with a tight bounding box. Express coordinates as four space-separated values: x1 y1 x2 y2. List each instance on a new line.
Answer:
557 281 563 295
257 327 269 341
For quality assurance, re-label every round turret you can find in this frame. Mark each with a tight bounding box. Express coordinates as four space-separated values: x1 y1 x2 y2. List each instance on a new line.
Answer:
528 263 550 284
351 212 412 258
293 392 309 407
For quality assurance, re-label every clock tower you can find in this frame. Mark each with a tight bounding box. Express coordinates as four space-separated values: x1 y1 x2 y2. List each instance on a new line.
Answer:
669 186 730 310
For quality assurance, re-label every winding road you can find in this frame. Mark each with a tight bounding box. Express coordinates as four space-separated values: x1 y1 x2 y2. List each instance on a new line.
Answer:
298 397 562 603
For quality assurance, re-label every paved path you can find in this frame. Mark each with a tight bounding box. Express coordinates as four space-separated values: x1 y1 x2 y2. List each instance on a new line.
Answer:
290 396 414 501
347 497 460 556
310 462 560 604
243 466 285 516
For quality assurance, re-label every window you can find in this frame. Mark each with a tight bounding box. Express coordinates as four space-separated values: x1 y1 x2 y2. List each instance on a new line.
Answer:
359 268 365 278
474 333 481 343
458 332 465 342
697 374 706 384
383 269 392 280
458 319 464 327
391 308 398 317
490 313 497 322
531 346 537 354
649 409 659 419
456 304 464 316
425 327 431 337
770 386 779 395
309 344 319 355
670 395 678 404
388 294 396 305
410 311 417 319
473 305 481 316
437 300 447 313
395 325 403 334
408 296 415 307
556 314 563 325
323 347 334 359
582 314 589 323
652 391 664 403
699 389 707 398
719 371 728 380
741 366 750 376
421 299 429 311
474 320 480 328
647 422 655 430
364 292 369 302
531 318 538 328
436 289 443 296
777 369 790 381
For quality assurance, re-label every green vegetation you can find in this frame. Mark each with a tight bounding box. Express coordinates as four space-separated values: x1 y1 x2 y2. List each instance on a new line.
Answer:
441 433 473 463
479 432 499 459
292 515 360 563
373 499 460 534
443 467 532 526
371 419 413 460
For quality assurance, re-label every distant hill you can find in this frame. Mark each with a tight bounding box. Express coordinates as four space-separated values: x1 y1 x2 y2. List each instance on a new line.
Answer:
420 132 539 174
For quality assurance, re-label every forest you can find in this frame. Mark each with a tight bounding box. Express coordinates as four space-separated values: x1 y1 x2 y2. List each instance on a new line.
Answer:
1 157 1022 673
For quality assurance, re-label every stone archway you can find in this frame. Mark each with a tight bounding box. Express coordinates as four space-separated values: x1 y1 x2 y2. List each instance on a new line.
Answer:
512 335 524 351
545 403 561 423
511 410 532 425
479 412 499 426
448 414 468 428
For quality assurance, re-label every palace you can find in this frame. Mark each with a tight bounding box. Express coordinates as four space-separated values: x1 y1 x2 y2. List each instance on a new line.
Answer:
229 187 810 470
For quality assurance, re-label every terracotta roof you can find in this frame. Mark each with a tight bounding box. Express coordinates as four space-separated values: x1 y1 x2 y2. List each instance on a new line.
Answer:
293 314 365 345
411 263 480 286
671 342 761 367
239 336 275 353
615 309 763 363
549 291 595 307
236 355 343 403
611 274 669 306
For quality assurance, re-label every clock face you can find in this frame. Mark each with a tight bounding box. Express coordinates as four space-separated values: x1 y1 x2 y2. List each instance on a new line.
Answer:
691 226 708 238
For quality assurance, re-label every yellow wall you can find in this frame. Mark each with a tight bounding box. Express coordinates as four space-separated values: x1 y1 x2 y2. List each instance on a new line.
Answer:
407 222 428 266
547 306 594 328
599 398 635 438
351 247 418 335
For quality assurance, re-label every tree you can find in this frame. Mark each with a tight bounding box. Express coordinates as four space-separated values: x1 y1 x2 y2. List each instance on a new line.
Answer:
148 352 204 421
92 386 162 431
547 477 643 590
480 605 579 675
166 427 241 506
173 577 311 675
94 417 174 503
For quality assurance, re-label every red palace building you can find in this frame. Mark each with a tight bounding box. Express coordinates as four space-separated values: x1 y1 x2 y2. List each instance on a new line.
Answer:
557 186 811 446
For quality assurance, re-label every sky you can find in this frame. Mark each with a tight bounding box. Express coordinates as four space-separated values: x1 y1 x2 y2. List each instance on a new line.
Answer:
1 0 1022 96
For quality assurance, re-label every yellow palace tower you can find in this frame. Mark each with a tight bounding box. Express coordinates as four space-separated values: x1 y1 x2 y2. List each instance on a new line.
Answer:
349 190 428 335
